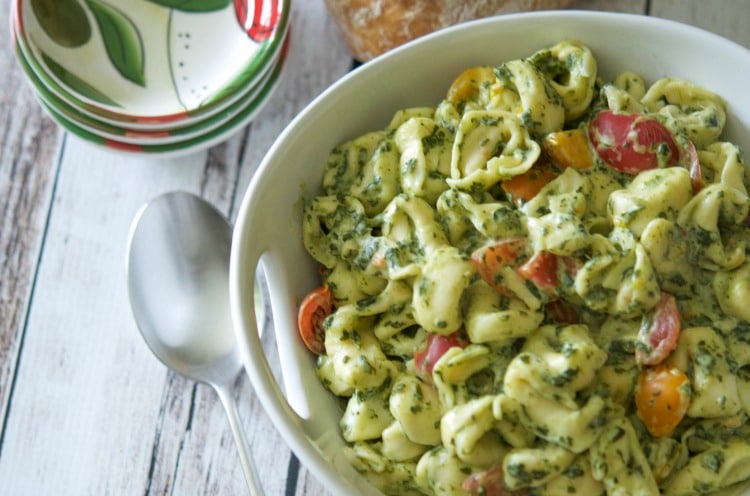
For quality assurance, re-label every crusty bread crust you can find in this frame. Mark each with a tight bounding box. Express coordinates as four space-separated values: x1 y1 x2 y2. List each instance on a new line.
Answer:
324 0 575 61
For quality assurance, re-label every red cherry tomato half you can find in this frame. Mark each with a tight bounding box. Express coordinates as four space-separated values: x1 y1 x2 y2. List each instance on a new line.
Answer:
589 110 680 174
297 285 333 355
636 291 681 366
414 332 466 377
545 299 579 324
234 0 281 42
516 251 582 296
516 251 559 293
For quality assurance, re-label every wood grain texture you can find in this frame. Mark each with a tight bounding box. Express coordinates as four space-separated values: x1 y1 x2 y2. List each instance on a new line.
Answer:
650 0 750 48
571 0 645 12
0 0 349 494
0 0 748 494
0 0 62 436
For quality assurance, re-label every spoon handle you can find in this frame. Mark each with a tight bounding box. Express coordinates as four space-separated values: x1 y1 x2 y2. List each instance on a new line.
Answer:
214 382 264 496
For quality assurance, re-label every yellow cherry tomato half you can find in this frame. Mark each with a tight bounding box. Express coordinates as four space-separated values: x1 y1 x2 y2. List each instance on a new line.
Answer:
446 66 496 106
541 128 595 170
635 364 691 437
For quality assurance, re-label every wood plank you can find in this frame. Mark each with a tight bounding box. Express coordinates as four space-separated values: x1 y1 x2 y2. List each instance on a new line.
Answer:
571 0 646 13
0 138 212 494
650 0 750 48
0 0 63 433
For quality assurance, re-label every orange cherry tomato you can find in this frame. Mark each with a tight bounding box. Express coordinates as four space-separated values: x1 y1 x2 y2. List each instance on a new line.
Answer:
541 128 595 170
297 285 333 355
501 163 559 206
471 238 527 295
635 364 691 437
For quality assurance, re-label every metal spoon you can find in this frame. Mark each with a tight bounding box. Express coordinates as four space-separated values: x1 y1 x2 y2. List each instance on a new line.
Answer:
126 191 263 496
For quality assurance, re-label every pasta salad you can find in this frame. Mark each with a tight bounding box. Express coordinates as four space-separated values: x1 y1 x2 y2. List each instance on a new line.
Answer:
298 40 750 495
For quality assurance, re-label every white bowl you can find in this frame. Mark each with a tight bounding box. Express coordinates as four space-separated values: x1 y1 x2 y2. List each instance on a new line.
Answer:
229 11 750 495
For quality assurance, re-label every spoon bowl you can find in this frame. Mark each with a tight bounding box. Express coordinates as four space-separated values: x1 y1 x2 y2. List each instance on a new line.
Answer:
126 191 263 495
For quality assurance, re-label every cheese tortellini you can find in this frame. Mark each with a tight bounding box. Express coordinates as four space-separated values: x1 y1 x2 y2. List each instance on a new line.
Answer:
300 41 750 495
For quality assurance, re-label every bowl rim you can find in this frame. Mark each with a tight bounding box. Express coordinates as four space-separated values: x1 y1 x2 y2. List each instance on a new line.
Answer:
13 29 286 146
27 38 288 158
230 10 750 495
39 48 286 156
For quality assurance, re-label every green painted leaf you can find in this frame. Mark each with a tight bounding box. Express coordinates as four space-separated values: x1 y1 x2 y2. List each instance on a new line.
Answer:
145 0 231 12
199 62 259 110
31 0 91 47
40 51 121 107
85 0 146 87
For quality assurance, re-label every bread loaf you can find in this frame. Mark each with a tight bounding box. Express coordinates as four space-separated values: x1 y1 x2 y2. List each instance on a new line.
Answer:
324 0 576 61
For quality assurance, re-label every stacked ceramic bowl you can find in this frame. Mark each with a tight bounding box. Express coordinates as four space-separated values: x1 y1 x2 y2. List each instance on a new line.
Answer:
10 0 290 156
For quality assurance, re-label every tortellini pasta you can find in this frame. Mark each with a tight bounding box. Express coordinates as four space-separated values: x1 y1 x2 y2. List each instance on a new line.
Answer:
448 110 541 191
303 41 750 495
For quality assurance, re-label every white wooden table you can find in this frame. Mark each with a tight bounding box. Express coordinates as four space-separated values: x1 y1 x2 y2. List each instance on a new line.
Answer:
1 0 748 494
